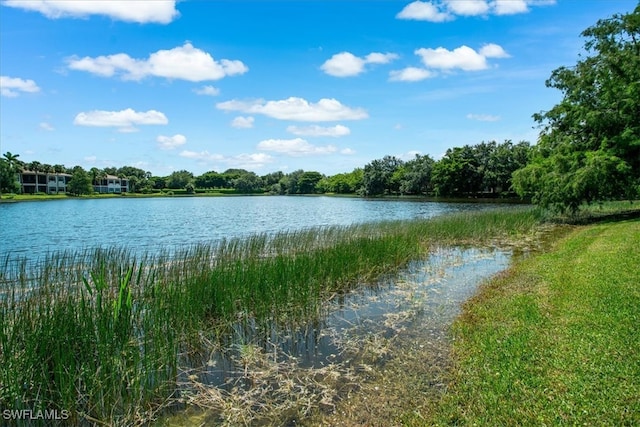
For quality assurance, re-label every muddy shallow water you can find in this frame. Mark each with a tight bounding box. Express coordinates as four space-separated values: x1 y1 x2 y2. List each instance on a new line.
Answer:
160 246 510 426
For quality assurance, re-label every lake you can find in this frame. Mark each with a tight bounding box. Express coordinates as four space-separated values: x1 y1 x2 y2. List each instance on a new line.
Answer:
0 196 493 261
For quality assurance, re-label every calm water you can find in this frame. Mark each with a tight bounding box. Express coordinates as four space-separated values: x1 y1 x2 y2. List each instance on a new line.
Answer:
0 196 490 261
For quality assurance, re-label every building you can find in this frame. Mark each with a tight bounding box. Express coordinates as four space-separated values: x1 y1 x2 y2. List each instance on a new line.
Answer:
93 175 129 194
19 170 71 194
18 171 129 194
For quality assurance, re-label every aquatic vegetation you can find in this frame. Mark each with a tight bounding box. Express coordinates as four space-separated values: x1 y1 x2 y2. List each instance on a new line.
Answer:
0 207 542 425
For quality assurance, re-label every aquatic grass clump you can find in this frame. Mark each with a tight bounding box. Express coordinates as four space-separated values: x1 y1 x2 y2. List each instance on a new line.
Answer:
0 207 543 425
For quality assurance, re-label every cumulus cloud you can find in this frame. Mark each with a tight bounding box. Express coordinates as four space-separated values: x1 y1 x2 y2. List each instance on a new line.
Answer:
0 75 41 97
231 116 255 129
389 43 508 83
3 0 180 24
479 43 511 58
193 85 220 96
286 124 350 137
493 0 529 15
467 113 501 122
179 150 273 169
257 138 338 156
67 43 248 82
157 134 186 150
321 51 398 77
217 97 368 122
389 67 434 82
416 46 486 71
396 1 452 22
340 148 356 155
74 108 168 132
415 44 509 71
446 0 490 16
396 0 554 21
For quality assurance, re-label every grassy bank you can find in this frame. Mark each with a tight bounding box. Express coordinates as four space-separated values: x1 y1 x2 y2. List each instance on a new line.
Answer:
0 207 542 425
409 217 640 425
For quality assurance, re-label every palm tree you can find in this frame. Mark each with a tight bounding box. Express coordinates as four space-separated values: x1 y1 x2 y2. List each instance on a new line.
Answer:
2 152 22 170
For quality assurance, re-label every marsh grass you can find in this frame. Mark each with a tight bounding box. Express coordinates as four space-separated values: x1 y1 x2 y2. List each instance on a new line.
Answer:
0 207 543 425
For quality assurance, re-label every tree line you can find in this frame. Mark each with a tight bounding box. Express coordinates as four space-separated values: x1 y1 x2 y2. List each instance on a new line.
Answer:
2 6 639 212
1 139 532 199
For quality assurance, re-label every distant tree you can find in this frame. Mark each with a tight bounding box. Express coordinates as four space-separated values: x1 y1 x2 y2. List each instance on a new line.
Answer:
3 152 22 169
1 152 22 196
400 154 435 195
67 166 94 195
167 170 194 189
318 168 364 194
195 171 226 189
298 171 324 194
432 146 482 197
513 6 640 212
261 171 284 189
0 158 21 196
231 171 263 193
280 169 305 194
362 156 403 196
483 140 531 195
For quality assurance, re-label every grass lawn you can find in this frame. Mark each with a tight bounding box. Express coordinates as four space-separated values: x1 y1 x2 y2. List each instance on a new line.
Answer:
414 218 640 425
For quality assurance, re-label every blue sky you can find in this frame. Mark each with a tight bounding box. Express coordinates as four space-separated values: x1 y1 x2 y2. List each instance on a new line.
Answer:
1 0 637 176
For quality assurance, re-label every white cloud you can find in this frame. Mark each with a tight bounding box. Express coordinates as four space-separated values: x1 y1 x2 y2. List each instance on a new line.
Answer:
492 0 529 15
39 122 54 131
479 43 511 58
396 0 554 22
321 51 398 77
67 43 248 82
217 97 368 122
414 44 509 72
3 0 179 24
340 148 356 155
389 67 434 82
286 124 350 137
257 138 338 156
231 116 255 129
0 75 40 97
193 85 220 96
396 1 452 22
416 46 486 71
467 113 501 122
179 150 273 169
74 108 168 132
157 134 187 150
445 0 489 16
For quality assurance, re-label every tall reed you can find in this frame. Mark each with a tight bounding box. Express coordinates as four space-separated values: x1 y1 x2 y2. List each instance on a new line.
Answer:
0 206 542 425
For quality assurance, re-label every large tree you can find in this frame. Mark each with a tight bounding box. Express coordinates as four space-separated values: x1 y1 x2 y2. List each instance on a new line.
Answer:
513 6 640 212
1 152 22 196
67 166 94 196
362 156 403 196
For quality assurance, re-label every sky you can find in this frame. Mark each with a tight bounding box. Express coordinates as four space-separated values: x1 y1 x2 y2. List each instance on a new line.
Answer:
0 0 637 177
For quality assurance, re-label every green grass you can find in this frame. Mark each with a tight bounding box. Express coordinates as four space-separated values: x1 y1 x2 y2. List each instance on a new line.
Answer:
411 218 640 426
0 207 543 425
